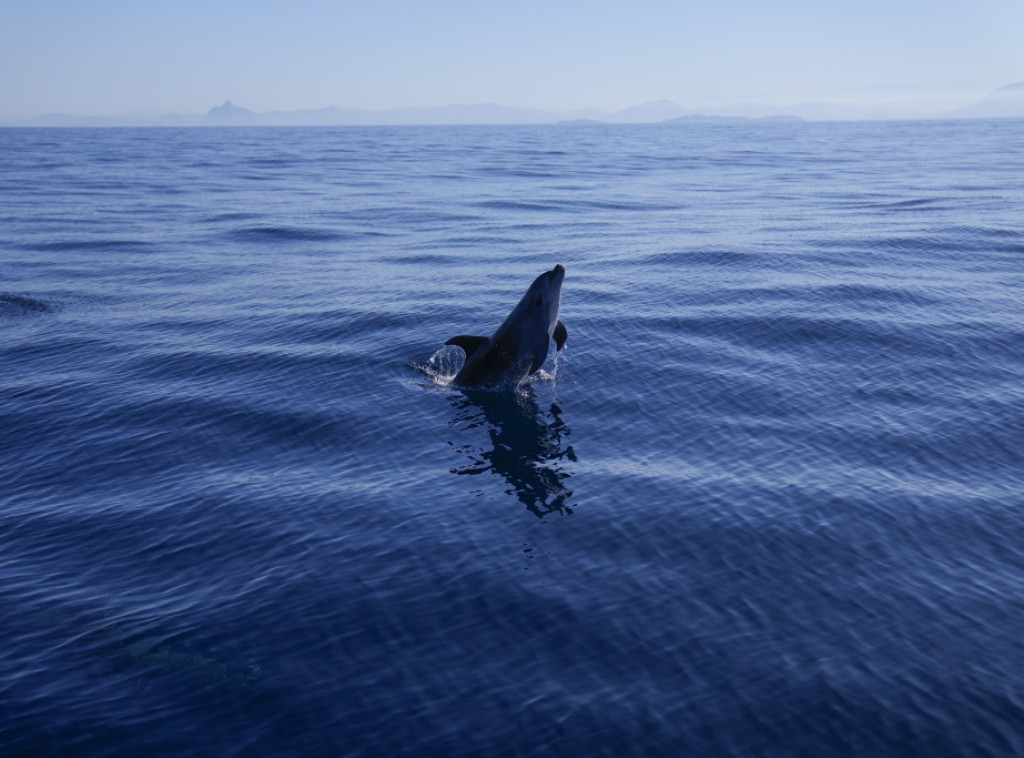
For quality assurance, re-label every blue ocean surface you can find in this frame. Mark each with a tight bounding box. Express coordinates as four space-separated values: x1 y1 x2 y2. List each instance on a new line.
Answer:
2 120 1024 756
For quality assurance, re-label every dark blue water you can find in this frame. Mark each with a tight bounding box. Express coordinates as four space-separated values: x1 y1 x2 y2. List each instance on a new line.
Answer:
2 120 1024 756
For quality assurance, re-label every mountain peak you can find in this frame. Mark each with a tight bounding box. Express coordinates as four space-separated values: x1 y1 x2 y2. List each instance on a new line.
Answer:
205 101 256 123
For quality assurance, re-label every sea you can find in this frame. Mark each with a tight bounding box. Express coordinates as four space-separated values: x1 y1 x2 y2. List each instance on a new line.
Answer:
2 119 1023 756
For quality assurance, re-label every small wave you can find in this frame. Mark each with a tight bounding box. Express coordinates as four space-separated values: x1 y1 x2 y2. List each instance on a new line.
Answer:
813 234 981 257
0 292 55 317
475 200 555 213
438 235 524 247
562 199 684 213
874 197 948 211
475 198 682 215
810 282 942 309
643 311 953 365
226 226 348 243
19 239 154 253
685 281 942 310
640 249 761 268
386 253 467 266
202 212 263 223
244 157 300 168
479 167 560 178
266 310 427 348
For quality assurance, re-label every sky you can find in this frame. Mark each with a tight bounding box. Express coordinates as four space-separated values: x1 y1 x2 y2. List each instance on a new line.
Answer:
2 0 1023 121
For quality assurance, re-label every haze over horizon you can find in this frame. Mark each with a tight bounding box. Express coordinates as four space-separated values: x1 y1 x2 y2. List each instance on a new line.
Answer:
3 0 1023 123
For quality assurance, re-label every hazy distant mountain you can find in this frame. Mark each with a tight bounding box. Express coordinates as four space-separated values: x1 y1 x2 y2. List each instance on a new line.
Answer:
12 101 787 127
20 112 156 127
689 100 920 121
609 100 688 122
664 113 804 124
954 82 1024 119
8 83 1024 127
370 103 562 125
192 100 689 126
560 108 612 122
20 111 206 127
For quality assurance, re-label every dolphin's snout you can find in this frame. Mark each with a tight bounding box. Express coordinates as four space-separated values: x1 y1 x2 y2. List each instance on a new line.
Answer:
551 264 565 279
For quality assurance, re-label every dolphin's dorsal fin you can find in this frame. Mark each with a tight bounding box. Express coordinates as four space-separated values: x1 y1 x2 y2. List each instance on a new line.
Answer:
553 320 568 351
446 335 489 358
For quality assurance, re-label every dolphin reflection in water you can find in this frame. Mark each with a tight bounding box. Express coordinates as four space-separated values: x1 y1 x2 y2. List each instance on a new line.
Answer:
447 387 576 518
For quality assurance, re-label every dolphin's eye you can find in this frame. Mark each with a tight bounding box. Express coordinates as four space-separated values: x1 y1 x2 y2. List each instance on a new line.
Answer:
535 296 542 307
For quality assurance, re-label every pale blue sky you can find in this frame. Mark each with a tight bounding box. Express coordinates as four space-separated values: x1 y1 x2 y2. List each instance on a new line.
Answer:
2 0 1023 119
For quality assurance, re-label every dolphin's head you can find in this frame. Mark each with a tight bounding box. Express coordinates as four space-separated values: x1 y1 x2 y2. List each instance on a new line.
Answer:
520 264 564 328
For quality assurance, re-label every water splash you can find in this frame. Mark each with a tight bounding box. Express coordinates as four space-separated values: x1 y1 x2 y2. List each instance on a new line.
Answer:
412 344 465 387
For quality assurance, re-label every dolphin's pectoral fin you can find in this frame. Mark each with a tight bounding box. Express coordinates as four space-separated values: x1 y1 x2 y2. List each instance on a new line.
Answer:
553 320 568 351
445 335 489 358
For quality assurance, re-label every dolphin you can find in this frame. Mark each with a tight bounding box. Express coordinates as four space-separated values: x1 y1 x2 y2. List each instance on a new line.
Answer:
445 264 568 388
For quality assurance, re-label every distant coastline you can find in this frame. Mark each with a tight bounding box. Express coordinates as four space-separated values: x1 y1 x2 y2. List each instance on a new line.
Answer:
6 82 1024 127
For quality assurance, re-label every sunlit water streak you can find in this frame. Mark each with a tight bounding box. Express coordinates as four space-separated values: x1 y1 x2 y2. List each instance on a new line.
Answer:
2 120 1024 756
